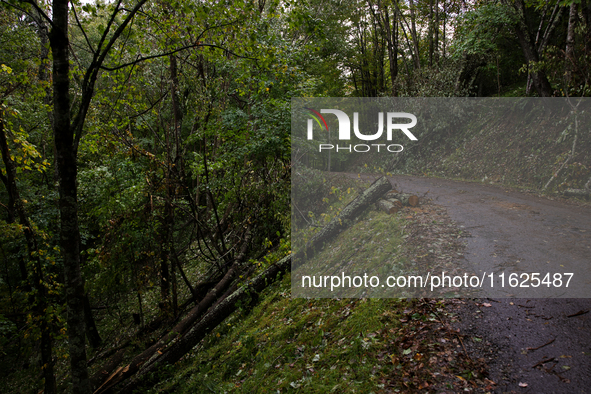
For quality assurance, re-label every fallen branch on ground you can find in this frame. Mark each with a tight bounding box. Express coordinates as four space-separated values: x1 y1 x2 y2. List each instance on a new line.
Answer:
563 188 590 199
93 231 252 393
526 337 555 351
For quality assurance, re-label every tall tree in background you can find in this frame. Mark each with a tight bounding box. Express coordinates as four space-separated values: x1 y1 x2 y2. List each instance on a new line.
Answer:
506 0 553 96
0 112 57 393
46 0 157 391
368 0 399 95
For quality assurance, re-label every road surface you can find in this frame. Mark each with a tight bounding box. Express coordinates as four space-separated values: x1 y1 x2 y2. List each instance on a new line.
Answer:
386 175 591 393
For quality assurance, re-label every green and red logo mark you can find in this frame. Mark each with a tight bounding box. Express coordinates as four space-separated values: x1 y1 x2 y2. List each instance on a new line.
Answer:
305 108 329 137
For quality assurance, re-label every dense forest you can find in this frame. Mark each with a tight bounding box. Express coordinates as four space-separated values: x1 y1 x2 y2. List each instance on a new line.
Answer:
1 0 590 393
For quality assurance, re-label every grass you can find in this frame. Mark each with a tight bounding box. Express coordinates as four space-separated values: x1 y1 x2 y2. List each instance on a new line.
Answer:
292 208 407 298
150 273 409 394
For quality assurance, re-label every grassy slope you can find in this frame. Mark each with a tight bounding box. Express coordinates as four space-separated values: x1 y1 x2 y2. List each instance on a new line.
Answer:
149 275 487 394
149 176 488 393
153 275 408 393
418 110 590 191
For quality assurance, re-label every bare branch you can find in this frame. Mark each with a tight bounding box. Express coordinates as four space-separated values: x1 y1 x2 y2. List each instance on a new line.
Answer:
99 43 256 71
72 0 145 153
10 0 53 26
71 2 95 55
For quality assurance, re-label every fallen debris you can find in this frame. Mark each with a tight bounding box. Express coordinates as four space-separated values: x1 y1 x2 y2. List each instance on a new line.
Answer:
532 357 555 369
527 337 555 351
375 192 420 215
563 188 590 199
566 309 589 318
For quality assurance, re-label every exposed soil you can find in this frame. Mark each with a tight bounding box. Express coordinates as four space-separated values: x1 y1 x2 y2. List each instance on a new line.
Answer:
355 173 591 393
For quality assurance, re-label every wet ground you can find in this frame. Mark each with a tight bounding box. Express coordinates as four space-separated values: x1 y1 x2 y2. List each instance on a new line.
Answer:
384 175 591 393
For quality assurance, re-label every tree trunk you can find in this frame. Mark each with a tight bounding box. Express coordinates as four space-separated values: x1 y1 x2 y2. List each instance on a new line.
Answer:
376 199 402 214
0 112 57 394
89 349 126 391
583 0 591 54
83 294 102 348
527 2 563 95
159 199 171 315
49 0 91 392
93 232 252 393
304 176 392 258
510 0 553 97
429 0 434 67
368 1 398 95
160 96 173 314
565 1 577 86
390 4 399 95
386 192 419 207
116 254 292 394
409 0 421 70
434 0 439 65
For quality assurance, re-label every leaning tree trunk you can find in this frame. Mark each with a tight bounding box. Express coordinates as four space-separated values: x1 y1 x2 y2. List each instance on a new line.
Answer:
93 232 252 393
90 349 126 391
303 176 392 258
83 294 102 348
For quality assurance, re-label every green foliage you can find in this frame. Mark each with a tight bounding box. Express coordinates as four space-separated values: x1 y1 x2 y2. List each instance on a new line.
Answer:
291 165 332 229
452 4 517 58
2 0 591 390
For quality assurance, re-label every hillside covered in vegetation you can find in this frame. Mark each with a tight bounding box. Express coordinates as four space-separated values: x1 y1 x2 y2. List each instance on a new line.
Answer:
1 0 590 393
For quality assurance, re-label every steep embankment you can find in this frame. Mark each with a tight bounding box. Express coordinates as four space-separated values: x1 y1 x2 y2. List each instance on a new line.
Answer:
387 100 591 194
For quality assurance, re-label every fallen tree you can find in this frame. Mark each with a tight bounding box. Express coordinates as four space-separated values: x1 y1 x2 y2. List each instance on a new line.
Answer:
98 176 392 393
93 232 252 393
301 176 393 257
376 198 403 214
386 192 419 207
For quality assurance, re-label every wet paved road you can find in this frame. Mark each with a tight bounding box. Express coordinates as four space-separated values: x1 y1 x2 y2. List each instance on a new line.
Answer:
387 175 591 298
385 175 591 393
